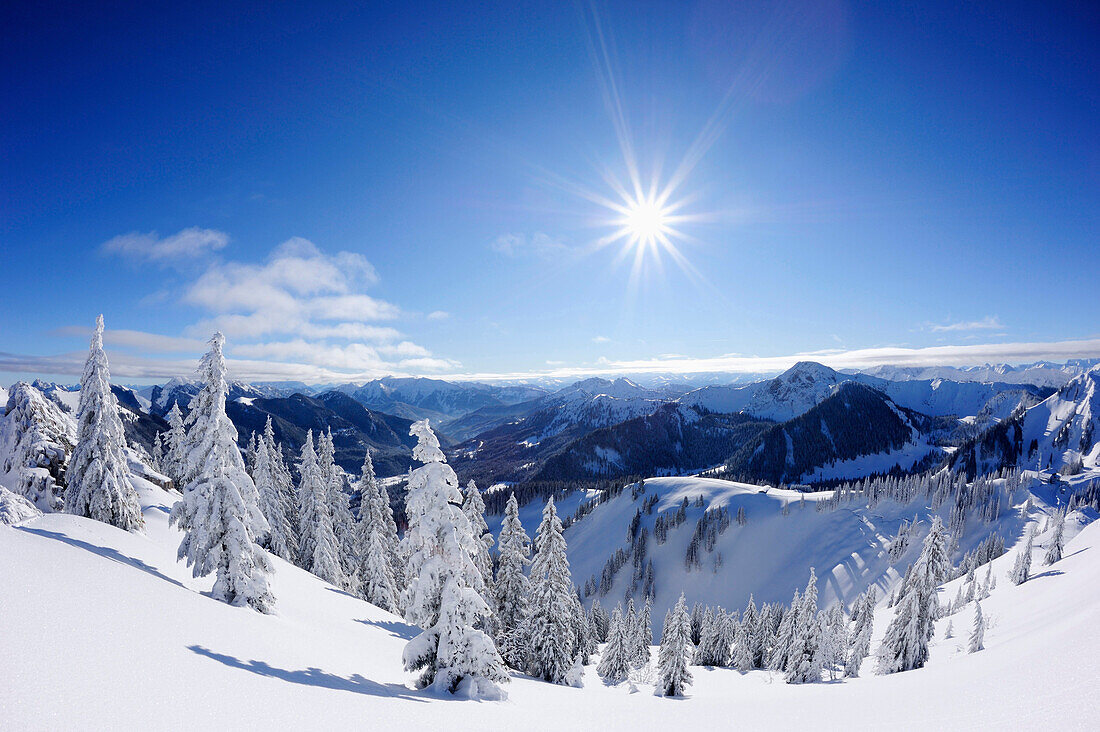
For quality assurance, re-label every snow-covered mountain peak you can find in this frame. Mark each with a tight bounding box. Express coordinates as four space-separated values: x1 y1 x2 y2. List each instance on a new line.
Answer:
777 361 841 384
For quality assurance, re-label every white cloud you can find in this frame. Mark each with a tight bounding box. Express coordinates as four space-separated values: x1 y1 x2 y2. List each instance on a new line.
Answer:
928 316 1005 333
490 232 568 258
427 310 450 321
441 337 1100 382
23 236 460 381
102 227 229 263
51 326 206 353
592 335 611 343
181 240 399 341
7 335 1100 384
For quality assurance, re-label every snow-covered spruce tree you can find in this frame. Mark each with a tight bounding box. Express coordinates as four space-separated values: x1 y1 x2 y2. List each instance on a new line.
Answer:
656 594 693 697
574 590 597 665
494 492 531 669
877 516 949 674
376 474 403 588
319 429 355 584
818 603 848 681
163 402 187 488
296 431 346 586
1044 511 1065 565
245 431 258 474
65 315 144 531
740 594 760 668
597 606 631 683
353 450 399 612
169 333 273 613
590 598 610 642
733 616 754 672
1010 527 1034 585
980 565 994 599
355 448 402 589
693 607 714 665
689 601 705 645
785 568 822 684
696 606 731 667
769 588 800 671
968 600 985 653
401 420 506 697
463 480 494 587
632 598 652 668
266 419 300 547
845 587 875 677
251 421 298 562
150 431 164 473
268 429 299 544
523 496 580 684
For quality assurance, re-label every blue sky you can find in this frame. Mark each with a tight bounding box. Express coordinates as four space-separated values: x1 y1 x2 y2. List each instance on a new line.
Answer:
2 1 1099 383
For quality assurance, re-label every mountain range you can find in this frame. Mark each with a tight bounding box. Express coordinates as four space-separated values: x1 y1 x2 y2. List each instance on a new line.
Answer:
7 359 1098 501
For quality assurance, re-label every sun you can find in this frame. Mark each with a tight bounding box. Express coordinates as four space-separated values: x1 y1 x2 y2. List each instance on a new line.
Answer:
621 195 671 248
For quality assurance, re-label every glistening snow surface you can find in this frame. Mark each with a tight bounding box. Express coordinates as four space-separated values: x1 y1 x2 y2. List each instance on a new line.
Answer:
2 474 1099 729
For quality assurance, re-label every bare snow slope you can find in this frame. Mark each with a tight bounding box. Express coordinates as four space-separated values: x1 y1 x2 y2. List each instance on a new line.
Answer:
2 477 1099 729
566 474 1039 627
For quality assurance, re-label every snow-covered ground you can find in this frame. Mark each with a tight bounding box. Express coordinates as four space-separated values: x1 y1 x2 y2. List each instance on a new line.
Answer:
564 474 1031 625
3 474 1099 729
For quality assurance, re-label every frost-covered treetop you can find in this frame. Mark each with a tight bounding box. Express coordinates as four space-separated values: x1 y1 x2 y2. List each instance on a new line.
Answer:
410 419 445 464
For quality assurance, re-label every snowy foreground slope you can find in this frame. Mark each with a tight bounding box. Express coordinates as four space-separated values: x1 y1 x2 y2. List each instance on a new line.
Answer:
3 478 1099 729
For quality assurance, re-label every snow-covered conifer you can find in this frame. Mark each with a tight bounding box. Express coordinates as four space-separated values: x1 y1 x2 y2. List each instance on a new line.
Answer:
296 431 346 586
846 607 873 677
401 420 505 696
1044 511 1065 565
696 606 731 667
267 432 299 541
524 497 579 684
573 590 596 665
655 594 693 697
689 601 704 645
632 599 652 668
319 429 355 583
597 606 631 683
968 600 985 653
770 588 800 671
1010 527 1034 585
877 517 949 674
845 586 875 678
590 598 610 643
818 603 847 680
785 568 822 683
151 432 164 473
169 333 273 613
494 492 531 669
252 419 298 562
66 315 144 531
353 450 399 611
733 617 753 672
463 480 494 584
355 449 401 588
162 402 187 489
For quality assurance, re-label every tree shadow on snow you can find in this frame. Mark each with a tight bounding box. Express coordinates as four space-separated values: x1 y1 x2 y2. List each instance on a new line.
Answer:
187 645 426 702
1027 569 1065 581
16 526 186 590
325 586 362 601
353 618 419 640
